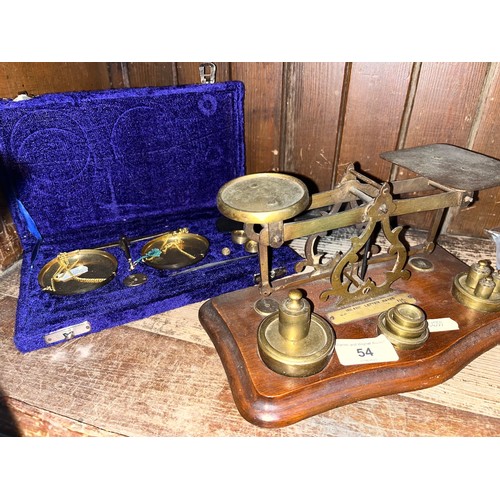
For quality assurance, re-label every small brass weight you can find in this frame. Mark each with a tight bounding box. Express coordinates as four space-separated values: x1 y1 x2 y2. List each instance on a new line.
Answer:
257 289 336 377
377 303 429 350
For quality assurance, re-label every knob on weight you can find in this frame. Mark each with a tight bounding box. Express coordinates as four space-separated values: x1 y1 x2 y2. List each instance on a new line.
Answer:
257 289 335 377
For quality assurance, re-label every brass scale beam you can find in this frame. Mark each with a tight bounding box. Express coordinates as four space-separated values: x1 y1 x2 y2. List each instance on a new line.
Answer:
240 164 471 302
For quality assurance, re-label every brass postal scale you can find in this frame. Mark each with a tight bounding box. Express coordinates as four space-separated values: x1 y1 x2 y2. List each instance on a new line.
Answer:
199 143 500 428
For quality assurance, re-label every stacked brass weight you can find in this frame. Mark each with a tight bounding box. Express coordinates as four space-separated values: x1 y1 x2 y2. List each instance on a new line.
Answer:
452 259 500 312
377 303 429 350
257 289 336 377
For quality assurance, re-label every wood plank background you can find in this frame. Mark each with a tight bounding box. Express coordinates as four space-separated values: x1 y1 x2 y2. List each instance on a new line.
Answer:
1 62 499 269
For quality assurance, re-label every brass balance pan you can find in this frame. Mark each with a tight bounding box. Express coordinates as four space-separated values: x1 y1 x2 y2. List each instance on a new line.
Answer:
217 173 310 224
39 249 118 296
140 231 209 270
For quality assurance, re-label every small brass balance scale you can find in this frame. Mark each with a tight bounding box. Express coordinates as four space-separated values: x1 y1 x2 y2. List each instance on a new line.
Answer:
199 144 500 428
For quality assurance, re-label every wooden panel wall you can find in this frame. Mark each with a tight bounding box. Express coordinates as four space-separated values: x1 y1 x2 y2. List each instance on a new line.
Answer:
396 62 491 230
446 63 500 234
338 62 413 181
283 62 346 192
1 62 499 269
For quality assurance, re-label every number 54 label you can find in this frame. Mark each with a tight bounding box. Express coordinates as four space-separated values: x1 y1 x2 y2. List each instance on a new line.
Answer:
335 336 399 366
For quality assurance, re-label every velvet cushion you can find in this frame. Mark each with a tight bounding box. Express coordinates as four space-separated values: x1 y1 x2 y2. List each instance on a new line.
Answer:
0 82 299 352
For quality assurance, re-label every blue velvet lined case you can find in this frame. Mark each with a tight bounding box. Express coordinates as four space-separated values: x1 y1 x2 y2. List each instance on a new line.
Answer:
0 82 298 352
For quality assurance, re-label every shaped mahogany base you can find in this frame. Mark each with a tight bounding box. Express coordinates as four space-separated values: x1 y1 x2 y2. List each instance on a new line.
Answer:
199 246 500 428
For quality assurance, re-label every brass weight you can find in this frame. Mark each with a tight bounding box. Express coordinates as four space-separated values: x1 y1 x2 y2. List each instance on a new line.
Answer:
257 289 335 377
377 303 429 350
452 259 500 312
231 229 249 245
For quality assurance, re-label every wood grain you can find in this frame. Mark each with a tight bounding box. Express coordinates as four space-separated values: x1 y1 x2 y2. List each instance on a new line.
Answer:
0 198 22 272
449 63 500 236
2 62 500 271
0 397 122 437
128 302 212 348
403 346 500 419
0 295 16 335
199 246 500 427
283 62 346 192
107 62 127 89
404 63 489 149
337 62 413 182
395 62 490 231
0 62 111 98
232 62 284 174
0 260 21 298
0 321 498 436
126 63 176 87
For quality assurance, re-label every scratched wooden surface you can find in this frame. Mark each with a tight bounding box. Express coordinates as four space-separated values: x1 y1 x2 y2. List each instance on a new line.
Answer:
0 232 499 436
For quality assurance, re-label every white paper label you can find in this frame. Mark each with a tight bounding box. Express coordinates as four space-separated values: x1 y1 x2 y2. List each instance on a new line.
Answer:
56 265 88 282
427 318 459 332
335 335 399 366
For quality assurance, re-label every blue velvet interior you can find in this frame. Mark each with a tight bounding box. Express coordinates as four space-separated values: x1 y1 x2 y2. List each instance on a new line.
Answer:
0 83 299 352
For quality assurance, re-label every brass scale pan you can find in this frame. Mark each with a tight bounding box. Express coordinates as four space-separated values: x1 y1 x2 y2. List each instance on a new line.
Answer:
39 231 209 296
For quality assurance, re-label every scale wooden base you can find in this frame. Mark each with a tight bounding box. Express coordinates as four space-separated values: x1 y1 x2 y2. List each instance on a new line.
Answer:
199 245 500 428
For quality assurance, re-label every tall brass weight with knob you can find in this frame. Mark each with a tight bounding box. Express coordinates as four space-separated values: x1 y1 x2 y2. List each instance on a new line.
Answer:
257 289 336 377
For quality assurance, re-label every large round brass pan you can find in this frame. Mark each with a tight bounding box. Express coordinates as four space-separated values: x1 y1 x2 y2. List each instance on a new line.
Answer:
217 173 310 224
39 249 118 295
141 232 209 270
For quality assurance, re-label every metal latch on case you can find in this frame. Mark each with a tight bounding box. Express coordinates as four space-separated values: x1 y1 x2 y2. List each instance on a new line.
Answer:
44 321 91 344
199 63 216 84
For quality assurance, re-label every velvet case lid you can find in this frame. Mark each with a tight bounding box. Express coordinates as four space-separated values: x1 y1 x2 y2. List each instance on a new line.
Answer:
0 82 299 352
0 82 245 248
